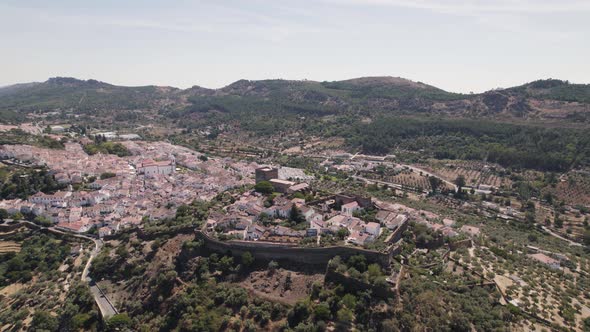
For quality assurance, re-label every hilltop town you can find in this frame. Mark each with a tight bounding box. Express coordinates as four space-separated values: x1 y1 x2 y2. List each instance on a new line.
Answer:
1 123 589 332
0 140 256 237
0 75 589 331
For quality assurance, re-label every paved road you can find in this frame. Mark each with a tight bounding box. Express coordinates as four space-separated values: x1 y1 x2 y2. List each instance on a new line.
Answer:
89 283 118 318
47 226 118 318
81 238 118 319
1 220 118 318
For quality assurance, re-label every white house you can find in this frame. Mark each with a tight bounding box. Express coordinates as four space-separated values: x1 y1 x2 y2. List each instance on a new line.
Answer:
364 222 381 237
137 159 175 176
341 201 361 216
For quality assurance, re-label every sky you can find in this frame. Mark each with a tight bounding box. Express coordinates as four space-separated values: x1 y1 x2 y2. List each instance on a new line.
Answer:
1 0 589 93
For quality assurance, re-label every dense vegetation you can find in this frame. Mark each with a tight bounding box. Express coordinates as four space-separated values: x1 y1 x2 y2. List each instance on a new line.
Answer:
90 200 212 282
508 79 590 103
0 77 172 112
0 109 25 123
0 129 64 149
83 141 131 157
328 255 388 287
0 233 70 286
0 230 99 331
394 277 515 331
0 166 65 200
347 117 590 172
321 77 465 101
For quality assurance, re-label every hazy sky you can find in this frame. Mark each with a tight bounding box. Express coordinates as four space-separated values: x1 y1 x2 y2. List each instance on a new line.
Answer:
1 0 589 92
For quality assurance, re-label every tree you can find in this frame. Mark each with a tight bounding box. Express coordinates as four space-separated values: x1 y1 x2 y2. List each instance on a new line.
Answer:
218 256 234 274
554 216 563 228
450 313 471 332
454 175 466 190
314 303 331 321
336 227 350 240
100 172 116 179
289 205 305 224
428 176 443 194
284 272 293 290
258 212 273 226
116 245 129 259
288 300 310 327
106 313 132 331
0 208 8 221
292 192 305 199
268 260 279 275
241 251 254 268
367 263 383 281
342 294 357 309
525 211 536 224
347 255 367 273
30 311 59 331
254 181 274 194
337 308 353 324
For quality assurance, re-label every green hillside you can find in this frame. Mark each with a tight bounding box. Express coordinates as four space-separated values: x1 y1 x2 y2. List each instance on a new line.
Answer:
0 77 176 112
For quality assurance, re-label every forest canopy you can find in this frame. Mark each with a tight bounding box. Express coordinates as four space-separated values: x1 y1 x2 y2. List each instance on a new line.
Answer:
346 117 589 172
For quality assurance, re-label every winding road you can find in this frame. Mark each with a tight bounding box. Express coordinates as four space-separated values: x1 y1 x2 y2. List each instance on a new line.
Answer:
1 220 118 318
540 225 583 247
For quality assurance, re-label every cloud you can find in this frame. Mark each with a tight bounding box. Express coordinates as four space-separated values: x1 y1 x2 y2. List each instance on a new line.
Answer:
325 0 590 15
0 2 316 43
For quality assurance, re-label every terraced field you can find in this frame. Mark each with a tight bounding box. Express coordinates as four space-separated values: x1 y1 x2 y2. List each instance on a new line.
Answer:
0 240 21 253
544 172 590 207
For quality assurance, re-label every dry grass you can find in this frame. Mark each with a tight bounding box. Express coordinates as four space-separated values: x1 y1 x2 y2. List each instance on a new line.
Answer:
0 241 21 253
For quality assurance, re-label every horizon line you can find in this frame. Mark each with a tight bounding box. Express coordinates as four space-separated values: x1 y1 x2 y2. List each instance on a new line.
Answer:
1 75 587 95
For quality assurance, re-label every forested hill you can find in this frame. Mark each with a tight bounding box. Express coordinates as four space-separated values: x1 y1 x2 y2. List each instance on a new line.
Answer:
1 76 590 172
1 76 589 123
0 77 181 113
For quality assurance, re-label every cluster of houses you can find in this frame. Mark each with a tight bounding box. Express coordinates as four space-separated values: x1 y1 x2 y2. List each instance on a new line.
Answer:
0 138 491 247
206 186 409 247
205 172 490 249
373 199 484 241
0 141 258 237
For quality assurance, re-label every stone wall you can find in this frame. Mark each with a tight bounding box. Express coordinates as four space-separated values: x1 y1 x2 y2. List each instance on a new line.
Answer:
102 225 197 241
255 167 278 183
195 231 390 267
387 220 409 244
334 193 373 209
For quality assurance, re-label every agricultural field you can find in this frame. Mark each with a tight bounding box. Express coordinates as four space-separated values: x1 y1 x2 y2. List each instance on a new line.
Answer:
423 160 512 189
0 231 97 331
359 167 452 192
0 240 21 253
543 172 590 207
452 244 590 331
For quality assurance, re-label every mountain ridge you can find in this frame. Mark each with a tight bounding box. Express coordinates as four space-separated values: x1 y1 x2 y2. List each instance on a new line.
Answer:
0 76 589 124
2 75 588 94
